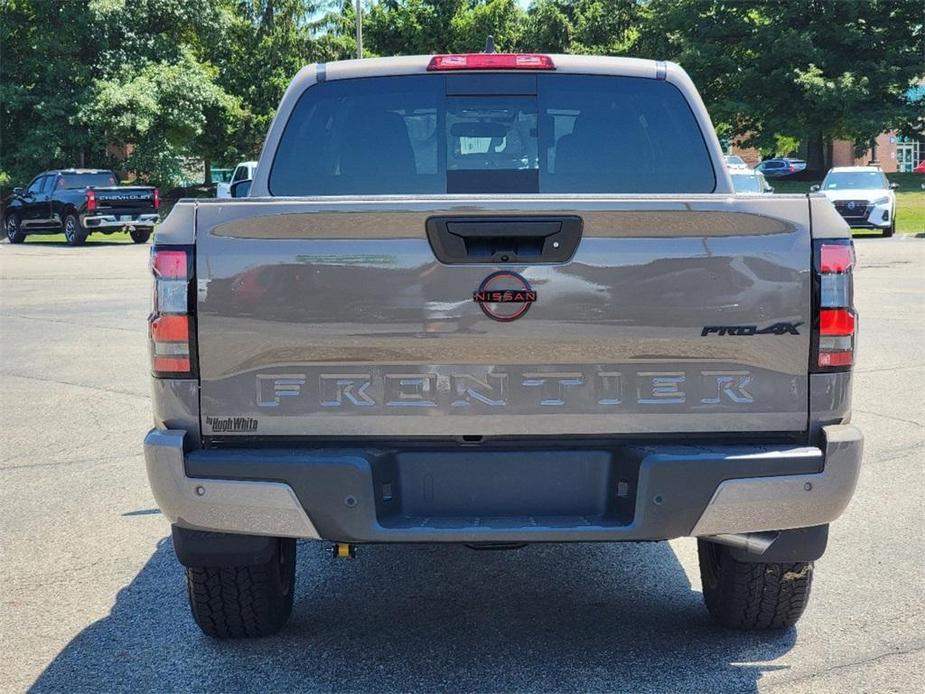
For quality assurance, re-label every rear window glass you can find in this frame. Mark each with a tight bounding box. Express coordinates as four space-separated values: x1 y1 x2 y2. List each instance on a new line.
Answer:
58 172 117 189
269 74 715 195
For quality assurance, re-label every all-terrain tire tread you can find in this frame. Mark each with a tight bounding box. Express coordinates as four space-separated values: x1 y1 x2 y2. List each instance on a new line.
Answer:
698 539 813 630
184 540 294 638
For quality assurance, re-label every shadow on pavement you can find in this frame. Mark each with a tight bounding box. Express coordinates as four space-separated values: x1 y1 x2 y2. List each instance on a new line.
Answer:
31 538 795 693
19 240 139 247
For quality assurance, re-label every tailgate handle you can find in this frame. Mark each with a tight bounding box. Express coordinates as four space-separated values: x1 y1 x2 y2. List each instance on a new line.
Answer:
426 216 582 264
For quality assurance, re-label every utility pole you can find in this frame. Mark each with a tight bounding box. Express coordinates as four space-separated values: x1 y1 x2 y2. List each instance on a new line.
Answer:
355 0 363 59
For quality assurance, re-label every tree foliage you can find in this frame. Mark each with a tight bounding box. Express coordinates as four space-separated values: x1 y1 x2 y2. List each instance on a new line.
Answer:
2 0 922 185
1 1 106 180
81 50 243 185
366 1 466 55
640 0 924 164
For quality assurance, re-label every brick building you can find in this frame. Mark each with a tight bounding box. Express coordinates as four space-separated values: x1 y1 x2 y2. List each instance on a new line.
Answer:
730 131 924 173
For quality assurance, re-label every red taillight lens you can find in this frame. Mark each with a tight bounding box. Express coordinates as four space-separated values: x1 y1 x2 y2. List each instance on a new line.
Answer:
150 314 189 342
151 314 191 374
819 309 855 336
86 190 96 212
153 250 186 278
814 240 856 370
820 244 854 273
149 246 195 377
153 188 160 210
427 54 555 71
818 351 853 367
153 356 191 372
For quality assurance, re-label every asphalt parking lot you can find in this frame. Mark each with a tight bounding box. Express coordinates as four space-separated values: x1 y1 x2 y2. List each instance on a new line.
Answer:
1 237 923 693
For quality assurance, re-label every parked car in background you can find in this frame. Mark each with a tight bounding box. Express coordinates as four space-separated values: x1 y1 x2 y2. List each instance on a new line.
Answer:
913 160 925 174
3 169 159 245
723 154 749 171
216 161 257 198
812 166 898 237
730 170 774 194
756 158 807 178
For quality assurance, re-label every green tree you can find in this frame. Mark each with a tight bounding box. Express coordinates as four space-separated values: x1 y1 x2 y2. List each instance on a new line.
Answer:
640 0 925 169
569 0 642 55
366 0 462 55
81 51 243 186
209 0 346 177
449 0 525 53
364 1 523 56
520 0 572 53
1 1 107 184
5 0 921 187
1 0 241 185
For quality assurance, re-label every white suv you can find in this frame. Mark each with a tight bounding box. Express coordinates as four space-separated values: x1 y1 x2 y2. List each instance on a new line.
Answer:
813 166 898 237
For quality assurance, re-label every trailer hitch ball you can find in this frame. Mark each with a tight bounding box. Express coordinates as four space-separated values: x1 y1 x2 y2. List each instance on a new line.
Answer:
330 542 356 559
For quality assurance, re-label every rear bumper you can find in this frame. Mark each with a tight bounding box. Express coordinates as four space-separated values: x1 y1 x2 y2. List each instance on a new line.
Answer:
81 213 158 229
144 425 862 543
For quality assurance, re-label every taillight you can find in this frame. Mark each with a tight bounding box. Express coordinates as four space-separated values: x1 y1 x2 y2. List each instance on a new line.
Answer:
153 188 160 210
86 190 96 212
813 240 856 370
149 245 196 377
427 54 555 71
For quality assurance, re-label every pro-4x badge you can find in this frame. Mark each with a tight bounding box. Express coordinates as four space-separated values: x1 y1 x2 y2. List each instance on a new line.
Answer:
701 322 803 337
473 271 537 322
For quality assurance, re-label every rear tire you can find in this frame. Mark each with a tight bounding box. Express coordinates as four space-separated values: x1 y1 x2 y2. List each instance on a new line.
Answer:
185 537 296 638
63 213 87 246
697 539 813 630
130 228 152 244
5 213 25 243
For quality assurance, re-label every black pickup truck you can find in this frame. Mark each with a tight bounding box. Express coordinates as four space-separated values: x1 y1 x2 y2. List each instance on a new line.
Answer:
3 169 159 245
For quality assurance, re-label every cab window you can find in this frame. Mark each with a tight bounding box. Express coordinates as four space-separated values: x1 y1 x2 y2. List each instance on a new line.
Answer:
26 176 46 194
58 172 117 188
270 74 716 195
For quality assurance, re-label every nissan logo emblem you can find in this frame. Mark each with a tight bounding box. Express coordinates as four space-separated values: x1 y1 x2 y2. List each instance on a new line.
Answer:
472 271 537 322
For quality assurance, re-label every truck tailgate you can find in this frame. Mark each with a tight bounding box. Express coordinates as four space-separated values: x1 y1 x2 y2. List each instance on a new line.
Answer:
94 186 155 211
196 195 811 438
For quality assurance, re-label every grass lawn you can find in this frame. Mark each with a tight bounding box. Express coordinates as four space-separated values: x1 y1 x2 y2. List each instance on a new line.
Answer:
24 230 141 244
772 172 925 235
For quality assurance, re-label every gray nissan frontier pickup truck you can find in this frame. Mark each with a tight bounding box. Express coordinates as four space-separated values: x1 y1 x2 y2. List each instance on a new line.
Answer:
144 53 862 638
